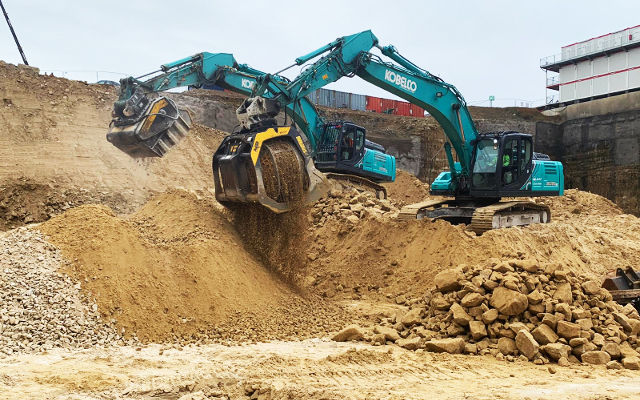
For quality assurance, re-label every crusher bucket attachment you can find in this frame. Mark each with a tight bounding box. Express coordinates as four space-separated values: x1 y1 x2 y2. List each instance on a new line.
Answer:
602 267 640 311
106 96 191 158
212 125 329 213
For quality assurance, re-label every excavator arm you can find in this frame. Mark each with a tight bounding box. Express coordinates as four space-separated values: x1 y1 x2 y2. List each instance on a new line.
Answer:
248 30 562 230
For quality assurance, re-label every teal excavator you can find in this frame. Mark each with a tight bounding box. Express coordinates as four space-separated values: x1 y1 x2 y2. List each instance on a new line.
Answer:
107 52 395 212
107 30 564 232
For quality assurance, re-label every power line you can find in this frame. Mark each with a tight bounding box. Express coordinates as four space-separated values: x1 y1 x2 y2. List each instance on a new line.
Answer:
0 0 28 65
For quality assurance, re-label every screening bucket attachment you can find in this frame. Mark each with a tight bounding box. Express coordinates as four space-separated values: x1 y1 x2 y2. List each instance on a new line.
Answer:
106 96 191 158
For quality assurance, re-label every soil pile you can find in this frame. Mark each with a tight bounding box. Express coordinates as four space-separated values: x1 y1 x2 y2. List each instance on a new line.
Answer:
382 169 430 206
38 190 348 342
304 187 640 302
337 259 640 369
0 61 227 229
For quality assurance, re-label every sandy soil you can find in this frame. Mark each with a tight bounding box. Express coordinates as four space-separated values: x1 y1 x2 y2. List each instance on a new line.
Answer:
1 62 640 399
2 340 639 400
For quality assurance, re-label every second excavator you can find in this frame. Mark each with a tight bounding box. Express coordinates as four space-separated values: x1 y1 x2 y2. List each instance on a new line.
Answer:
107 30 564 232
107 52 395 212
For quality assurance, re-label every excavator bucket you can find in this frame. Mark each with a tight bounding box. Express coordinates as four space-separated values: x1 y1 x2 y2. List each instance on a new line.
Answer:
602 267 640 311
106 97 191 158
212 125 329 213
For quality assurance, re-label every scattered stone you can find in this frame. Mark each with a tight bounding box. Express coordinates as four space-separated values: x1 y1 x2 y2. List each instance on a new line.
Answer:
622 356 640 370
450 303 473 326
581 351 611 365
396 337 421 350
374 326 400 342
542 343 571 361
434 269 464 293
515 330 539 360
556 320 581 339
460 293 484 307
498 337 517 356
400 308 422 326
606 360 623 370
490 287 528 316
424 338 465 354
468 321 487 340
553 282 573 304
332 325 365 342
481 309 499 325
532 324 558 345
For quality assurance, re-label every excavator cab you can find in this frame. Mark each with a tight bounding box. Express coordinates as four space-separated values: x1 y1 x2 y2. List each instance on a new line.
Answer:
470 132 538 197
314 122 394 182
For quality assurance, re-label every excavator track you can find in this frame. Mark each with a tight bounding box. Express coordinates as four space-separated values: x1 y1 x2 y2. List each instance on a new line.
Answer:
398 199 450 220
469 201 551 234
325 172 387 200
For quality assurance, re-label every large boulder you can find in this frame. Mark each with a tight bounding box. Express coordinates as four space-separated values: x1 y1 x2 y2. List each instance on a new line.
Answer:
424 338 465 354
468 320 487 340
400 308 422 326
542 343 571 361
460 293 484 307
515 330 539 360
498 337 517 356
581 280 601 295
396 337 422 350
532 324 558 345
332 325 365 342
553 282 573 304
622 356 640 370
450 303 473 326
434 269 464 293
490 287 528 316
556 320 581 339
374 325 400 342
581 351 611 365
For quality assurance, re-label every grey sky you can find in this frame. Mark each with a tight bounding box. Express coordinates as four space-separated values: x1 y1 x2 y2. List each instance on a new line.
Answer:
1 1 638 107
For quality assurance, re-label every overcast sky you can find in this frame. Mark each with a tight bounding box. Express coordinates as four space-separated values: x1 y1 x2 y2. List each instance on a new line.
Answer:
1 1 638 107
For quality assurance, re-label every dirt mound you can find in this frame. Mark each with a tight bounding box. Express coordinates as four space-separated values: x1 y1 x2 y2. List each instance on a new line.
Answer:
0 61 227 229
382 169 430 206
37 190 347 342
303 189 640 302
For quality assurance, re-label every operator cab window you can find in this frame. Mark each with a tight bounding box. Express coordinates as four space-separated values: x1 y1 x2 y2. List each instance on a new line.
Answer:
472 139 499 189
341 129 355 161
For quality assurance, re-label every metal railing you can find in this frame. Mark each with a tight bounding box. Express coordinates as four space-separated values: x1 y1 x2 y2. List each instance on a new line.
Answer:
540 53 562 67
546 75 559 87
541 25 640 67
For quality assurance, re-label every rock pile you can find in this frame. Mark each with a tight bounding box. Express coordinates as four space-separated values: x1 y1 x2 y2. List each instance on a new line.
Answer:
310 186 399 226
335 259 640 370
0 227 126 355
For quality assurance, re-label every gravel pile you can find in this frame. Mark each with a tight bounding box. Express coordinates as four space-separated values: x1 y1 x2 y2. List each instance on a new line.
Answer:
0 227 126 355
334 259 640 370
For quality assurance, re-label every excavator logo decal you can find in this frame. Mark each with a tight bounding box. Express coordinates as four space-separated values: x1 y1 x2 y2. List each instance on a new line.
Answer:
384 70 417 93
241 78 255 89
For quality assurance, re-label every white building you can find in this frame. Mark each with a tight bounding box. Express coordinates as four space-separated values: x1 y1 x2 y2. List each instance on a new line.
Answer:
541 25 640 106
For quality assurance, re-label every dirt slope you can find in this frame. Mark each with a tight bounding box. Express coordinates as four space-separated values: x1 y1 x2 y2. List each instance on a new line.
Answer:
305 189 640 301
0 61 226 229
38 190 348 342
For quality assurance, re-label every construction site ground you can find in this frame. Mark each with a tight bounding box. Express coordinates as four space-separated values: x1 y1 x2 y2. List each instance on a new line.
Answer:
1 62 640 399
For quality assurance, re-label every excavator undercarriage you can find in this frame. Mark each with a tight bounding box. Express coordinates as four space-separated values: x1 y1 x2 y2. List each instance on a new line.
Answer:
399 199 551 234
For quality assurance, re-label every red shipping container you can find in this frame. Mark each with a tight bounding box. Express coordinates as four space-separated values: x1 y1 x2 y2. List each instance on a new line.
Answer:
380 98 395 114
410 104 425 118
394 101 412 116
365 96 382 113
